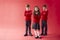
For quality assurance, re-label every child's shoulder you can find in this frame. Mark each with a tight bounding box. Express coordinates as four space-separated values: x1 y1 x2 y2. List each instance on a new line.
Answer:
29 10 32 12
25 10 32 12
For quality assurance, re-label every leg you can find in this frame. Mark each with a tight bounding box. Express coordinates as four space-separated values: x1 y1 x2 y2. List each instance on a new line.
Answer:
37 23 41 38
28 21 33 36
34 30 39 39
37 23 40 37
24 21 28 36
41 21 44 35
29 26 31 34
33 23 38 38
34 30 37 37
29 26 33 36
26 25 28 34
29 21 31 34
45 22 47 35
37 30 40 38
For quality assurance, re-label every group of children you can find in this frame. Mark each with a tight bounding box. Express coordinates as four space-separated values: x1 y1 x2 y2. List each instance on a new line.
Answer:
24 4 48 39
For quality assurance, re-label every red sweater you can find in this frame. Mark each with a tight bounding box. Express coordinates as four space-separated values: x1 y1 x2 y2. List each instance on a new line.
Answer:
33 14 41 23
24 10 32 21
41 11 48 21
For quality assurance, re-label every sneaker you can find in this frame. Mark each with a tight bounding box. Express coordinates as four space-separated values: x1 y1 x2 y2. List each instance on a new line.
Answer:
35 36 38 39
38 36 41 39
41 33 44 35
29 33 33 36
24 34 28 36
44 33 47 36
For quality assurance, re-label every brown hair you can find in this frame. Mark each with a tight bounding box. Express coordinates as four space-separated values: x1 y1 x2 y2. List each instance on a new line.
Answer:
43 5 47 8
26 4 30 7
34 6 40 15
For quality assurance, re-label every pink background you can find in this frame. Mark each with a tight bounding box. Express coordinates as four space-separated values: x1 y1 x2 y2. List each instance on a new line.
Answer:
0 0 60 40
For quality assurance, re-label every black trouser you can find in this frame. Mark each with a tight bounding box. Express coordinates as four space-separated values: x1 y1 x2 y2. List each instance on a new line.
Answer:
41 20 47 34
25 21 31 34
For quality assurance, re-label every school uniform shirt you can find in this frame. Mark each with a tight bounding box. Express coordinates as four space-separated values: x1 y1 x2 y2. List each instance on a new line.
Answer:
33 14 41 23
24 10 32 21
41 10 48 21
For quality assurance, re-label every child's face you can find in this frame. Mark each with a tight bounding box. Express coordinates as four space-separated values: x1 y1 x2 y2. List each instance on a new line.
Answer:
43 7 46 11
26 7 30 11
34 7 38 11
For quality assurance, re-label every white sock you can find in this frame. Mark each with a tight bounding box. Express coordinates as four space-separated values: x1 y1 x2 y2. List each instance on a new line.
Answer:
37 31 40 37
34 31 37 37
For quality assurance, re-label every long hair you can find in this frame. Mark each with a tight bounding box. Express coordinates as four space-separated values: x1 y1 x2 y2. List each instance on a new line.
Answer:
34 6 40 16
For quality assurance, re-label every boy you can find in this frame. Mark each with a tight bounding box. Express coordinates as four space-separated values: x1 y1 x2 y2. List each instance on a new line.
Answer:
41 5 48 35
24 4 33 36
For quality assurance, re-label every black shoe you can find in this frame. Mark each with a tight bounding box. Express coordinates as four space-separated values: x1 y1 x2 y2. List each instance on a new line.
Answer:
24 34 28 36
45 33 47 35
38 36 41 39
29 33 33 36
44 33 47 36
35 36 38 39
41 33 44 35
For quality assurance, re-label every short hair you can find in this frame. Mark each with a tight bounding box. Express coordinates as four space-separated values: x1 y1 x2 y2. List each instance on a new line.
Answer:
43 5 47 8
26 4 30 7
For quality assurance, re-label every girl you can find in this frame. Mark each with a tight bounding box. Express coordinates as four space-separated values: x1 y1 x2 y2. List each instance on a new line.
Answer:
32 6 41 38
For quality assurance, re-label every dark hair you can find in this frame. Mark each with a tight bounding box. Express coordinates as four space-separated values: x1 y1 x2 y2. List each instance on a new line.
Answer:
34 6 40 15
26 4 30 7
43 5 47 8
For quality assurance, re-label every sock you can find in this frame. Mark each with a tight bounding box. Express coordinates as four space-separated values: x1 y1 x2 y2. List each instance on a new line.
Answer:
37 31 40 37
34 31 37 37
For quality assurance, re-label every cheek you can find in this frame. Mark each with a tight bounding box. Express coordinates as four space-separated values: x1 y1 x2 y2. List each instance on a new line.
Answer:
35 8 38 11
35 8 36 10
26 8 28 10
43 8 45 10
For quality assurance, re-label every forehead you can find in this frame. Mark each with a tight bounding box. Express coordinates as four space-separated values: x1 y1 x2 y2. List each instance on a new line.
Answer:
35 7 38 9
43 7 46 8
26 5 30 7
26 7 30 8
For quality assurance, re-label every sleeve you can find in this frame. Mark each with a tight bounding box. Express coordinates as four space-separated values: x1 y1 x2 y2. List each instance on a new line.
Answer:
46 11 48 19
41 12 43 18
30 10 32 15
47 11 48 16
24 11 26 16
40 14 41 18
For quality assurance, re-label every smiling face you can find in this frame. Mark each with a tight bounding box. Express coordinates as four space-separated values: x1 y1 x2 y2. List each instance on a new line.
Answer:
43 7 46 11
34 7 39 11
43 5 47 11
34 6 40 15
25 4 30 11
26 7 30 11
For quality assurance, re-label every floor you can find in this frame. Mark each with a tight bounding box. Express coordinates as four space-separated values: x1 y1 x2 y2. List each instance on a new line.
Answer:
0 25 60 40
0 0 60 40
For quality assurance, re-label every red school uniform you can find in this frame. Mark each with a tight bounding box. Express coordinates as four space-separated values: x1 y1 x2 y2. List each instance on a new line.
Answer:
33 14 41 23
24 10 32 21
41 10 48 21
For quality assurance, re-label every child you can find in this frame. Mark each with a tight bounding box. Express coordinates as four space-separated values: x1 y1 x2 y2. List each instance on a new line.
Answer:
32 6 41 38
41 5 48 35
24 4 33 36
